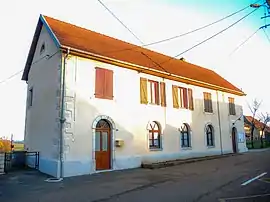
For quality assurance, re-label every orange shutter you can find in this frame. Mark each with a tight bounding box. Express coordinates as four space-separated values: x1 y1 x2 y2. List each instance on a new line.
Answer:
183 88 188 109
172 85 179 108
155 82 160 105
104 69 113 100
95 67 105 98
140 78 148 104
188 88 194 110
160 82 166 107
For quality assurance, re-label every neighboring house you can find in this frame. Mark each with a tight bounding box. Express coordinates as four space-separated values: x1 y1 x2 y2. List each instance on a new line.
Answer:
22 15 248 178
244 116 270 140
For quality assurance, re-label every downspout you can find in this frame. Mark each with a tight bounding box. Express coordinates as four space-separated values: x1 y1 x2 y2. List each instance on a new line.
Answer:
216 91 223 155
59 47 70 179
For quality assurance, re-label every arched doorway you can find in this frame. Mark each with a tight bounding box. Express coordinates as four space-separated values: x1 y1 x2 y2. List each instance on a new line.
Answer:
232 127 237 153
95 119 112 170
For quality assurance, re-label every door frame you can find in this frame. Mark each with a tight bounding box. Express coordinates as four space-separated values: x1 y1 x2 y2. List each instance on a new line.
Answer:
231 127 238 153
92 115 116 172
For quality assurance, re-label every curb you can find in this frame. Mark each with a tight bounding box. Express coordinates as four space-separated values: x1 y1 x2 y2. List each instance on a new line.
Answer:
141 153 241 169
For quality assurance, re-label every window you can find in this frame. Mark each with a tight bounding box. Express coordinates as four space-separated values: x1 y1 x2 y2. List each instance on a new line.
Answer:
28 88 33 107
40 43 45 55
203 92 213 113
148 121 162 149
206 124 214 146
180 123 191 147
228 97 236 115
172 85 194 110
95 67 113 100
140 78 166 107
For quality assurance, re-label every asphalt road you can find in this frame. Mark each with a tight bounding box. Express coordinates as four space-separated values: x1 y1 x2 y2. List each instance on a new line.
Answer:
1 149 270 202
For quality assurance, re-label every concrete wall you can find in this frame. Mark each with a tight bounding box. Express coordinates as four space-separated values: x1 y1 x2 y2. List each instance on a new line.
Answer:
62 55 247 177
24 25 62 177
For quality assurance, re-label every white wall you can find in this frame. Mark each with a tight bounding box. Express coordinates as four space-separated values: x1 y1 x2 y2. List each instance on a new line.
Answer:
24 25 62 177
62 55 247 177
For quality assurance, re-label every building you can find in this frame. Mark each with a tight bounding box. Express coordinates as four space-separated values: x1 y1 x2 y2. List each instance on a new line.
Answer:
244 116 270 140
22 15 247 178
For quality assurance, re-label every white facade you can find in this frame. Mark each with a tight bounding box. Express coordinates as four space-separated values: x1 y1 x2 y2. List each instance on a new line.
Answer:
24 25 247 178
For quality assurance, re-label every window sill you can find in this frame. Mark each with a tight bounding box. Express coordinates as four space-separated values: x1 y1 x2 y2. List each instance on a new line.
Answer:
207 146 215 149
204 111 214 115
149 148 163 151
181 147 192 150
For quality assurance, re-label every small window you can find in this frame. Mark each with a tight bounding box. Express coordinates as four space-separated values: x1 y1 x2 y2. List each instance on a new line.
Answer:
172 85 194 110
40 43 45 55
180 123 191 147
148 121 162 149
206 124 214 146
95 67 113 100
203 92 213 113
28 88 33 107
139 78 166 107
148 80 160 105
228 97 236 115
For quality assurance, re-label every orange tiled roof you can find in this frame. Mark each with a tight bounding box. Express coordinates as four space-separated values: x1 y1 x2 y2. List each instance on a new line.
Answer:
245 116 270 132
23 15 245 95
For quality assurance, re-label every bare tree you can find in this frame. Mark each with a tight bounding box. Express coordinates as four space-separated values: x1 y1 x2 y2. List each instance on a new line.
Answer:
258 112 270 148
248 99 262 149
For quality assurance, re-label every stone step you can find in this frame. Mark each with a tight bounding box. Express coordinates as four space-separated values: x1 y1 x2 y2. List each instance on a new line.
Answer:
141 153 241 169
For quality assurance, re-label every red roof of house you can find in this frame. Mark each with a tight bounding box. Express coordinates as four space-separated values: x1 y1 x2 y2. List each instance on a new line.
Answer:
23 15 245 96
245 116 270 132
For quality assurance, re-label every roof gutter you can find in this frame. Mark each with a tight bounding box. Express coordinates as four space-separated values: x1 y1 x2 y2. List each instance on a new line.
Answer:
60 46 246 96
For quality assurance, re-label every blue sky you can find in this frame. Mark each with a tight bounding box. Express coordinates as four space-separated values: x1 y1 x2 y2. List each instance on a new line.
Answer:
0 0 269 140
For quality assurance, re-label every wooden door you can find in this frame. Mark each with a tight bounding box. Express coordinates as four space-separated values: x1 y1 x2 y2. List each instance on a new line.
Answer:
95 120 111 170
232 128 237 153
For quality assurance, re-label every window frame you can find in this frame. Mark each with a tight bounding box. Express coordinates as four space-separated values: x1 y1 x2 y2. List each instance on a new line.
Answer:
148 121 162 150
180 123 191 148
205 124 214 147
28 87 33 108
148 80 160 105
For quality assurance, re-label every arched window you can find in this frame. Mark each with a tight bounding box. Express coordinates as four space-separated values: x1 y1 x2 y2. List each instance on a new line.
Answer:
181 123 191 147
148 121 161 149
96 119 110 129
206 124 214 146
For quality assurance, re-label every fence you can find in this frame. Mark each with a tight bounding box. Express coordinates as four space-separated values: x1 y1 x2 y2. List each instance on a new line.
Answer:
4 151 39 173
0 153 4 174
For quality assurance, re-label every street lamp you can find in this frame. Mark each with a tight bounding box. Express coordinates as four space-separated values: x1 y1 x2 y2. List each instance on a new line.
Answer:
250 3 270 18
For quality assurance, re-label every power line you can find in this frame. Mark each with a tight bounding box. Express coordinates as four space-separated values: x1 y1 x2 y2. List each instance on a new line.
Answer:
160 8 258 65
97 0 144 44
0 51 60 85
228 28 260 56
103 0 262 54
0 70 23 85
263 28 270 43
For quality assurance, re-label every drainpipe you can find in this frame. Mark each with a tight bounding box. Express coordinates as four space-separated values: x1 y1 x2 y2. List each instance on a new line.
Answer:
59 47 70 179
216 91 223 155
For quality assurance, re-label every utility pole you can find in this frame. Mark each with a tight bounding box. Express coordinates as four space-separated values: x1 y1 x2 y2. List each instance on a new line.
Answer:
250 2 270 19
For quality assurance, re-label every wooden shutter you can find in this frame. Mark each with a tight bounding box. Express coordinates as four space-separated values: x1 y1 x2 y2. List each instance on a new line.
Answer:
160 82 166 107
104 69 113 100
188 88 194 110
172 85 179 108
155 82 160 105
140 78 148 104
95 67 105 98
209 93 213 112
183 88 188 109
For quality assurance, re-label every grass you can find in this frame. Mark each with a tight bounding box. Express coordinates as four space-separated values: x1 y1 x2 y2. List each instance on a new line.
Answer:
246 140 270 149
13 143 24 151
